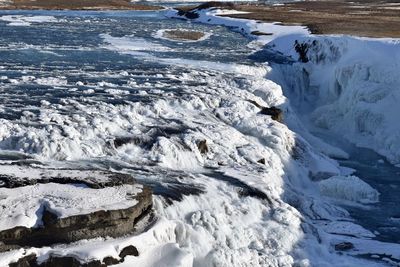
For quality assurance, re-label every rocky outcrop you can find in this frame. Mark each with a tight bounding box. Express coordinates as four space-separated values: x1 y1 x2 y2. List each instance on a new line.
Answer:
247 100 284 123
260 106 284 123
294 40 310 63
197 140 209 154
0 166 134 189
0 166 153 265
334 242 354 251
0 186 152 251
9 245 139 267
176 2 235 20
250 31 273 36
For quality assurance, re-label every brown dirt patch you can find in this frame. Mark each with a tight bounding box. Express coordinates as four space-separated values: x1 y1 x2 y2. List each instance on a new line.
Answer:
162 29 206 41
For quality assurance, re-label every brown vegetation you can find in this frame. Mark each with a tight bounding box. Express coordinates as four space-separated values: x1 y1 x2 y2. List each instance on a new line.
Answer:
163 30 206 41
221 0 400 38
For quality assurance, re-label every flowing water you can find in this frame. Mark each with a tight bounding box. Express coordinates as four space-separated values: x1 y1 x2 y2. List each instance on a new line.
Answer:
1 8 399 265
313 131 400 244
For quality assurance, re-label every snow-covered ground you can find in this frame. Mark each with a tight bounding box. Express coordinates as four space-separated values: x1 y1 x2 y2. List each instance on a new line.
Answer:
165 6 400 266
0 8 399 267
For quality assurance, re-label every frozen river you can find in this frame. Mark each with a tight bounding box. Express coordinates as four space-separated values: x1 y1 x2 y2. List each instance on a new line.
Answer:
0 8 399 267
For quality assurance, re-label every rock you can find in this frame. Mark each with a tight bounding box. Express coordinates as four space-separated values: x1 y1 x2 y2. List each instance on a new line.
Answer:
119 245 139 259
176 2 235 20
103 256 120 265
206 172 272 204
334 242 354 251
0 165 135 189
9 254 37 267
251 31 273 36
197 140 209 154
0 177 152 252
177 9 199 19
257 158 266 165
260 106 284 122
294 40 309 63
8 244 140 267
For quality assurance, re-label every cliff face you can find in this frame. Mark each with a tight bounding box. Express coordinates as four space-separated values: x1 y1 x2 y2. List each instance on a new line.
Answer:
0 167 153 265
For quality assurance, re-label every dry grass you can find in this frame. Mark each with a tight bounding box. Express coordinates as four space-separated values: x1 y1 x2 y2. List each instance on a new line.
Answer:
221 0 400 38
162 30 205 41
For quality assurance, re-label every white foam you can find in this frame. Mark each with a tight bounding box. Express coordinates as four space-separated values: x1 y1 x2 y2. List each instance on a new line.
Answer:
0 15 59 26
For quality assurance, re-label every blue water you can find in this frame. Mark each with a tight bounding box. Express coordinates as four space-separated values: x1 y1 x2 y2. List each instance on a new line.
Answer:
0 10 253 122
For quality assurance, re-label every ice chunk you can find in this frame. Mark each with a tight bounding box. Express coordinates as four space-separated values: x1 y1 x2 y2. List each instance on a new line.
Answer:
319 175 379 203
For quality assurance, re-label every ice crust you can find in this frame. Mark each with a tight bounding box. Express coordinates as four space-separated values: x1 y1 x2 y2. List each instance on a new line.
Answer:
269 35 400 165
319 175 379 203
0 15 59 26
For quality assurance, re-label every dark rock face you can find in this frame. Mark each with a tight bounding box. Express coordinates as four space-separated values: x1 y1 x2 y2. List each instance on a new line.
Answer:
247 100 284 123
257 158 266 165
294 40 309 63
334 242 354 251
177 9 199 19
0 168 134 189
197 140 209 154
176 2 235 20
8 244 140 267
260 107 284 122
205 171 272 204
119 245 139 259
0 186 152 251
251 31 273 36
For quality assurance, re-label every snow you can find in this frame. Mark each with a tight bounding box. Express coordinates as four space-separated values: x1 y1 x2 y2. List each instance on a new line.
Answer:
0 7 399 267
0 15 59 26
101 33 172 55
0 183 142 231
0 164 126 185
165 8 309 45
319 175 380 203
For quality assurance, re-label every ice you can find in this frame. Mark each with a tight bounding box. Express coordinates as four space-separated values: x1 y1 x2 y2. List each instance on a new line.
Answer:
0 15 59 26
0 8 399 267
269 35 400 165
319 175 379 203
100 33 172 55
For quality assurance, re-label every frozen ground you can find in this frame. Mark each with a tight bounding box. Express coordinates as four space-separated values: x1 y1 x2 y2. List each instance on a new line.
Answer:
0 7 398 267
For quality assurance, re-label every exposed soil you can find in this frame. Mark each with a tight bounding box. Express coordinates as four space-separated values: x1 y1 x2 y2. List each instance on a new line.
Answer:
178 0 400 38
162 29 206 41
0 0 161 10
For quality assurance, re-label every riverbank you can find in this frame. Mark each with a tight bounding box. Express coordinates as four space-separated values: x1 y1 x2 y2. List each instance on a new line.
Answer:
168 5 400 265
0 0 161 10
177 0 400 38
2 0 400 38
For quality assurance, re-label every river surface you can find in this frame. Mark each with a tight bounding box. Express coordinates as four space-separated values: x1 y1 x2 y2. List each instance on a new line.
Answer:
312 130 400 244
